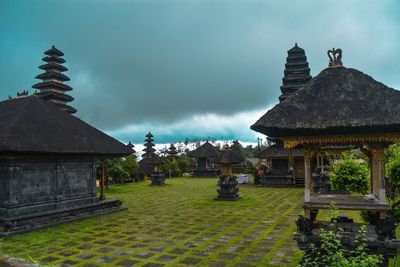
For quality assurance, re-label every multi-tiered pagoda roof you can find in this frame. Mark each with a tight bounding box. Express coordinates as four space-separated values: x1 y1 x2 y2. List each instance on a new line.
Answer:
33 45 76 113
167 143 178 157
279 43 312 102
126 142 136 154
142 132 156 158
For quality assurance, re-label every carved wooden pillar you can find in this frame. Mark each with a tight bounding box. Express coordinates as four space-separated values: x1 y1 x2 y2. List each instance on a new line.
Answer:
100 160 105 200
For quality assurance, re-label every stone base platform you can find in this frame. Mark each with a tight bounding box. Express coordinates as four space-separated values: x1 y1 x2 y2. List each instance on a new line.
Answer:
0 199 126 236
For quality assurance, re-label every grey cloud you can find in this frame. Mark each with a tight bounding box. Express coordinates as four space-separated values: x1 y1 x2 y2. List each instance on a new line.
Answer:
0 0 399 134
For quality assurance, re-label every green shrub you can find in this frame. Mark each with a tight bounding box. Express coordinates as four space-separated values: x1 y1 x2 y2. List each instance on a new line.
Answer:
385 145 400 222
302 224 383 267
330 153 370 194
162 158 182 177
120 155 139 177
386 149 400 187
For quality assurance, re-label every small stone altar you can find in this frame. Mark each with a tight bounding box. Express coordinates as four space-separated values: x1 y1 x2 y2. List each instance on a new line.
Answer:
214 150 244 201
216 175 239 200
150 171 166 186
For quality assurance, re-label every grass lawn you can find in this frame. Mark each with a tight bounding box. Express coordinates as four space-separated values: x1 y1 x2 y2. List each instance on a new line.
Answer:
0 177 398 267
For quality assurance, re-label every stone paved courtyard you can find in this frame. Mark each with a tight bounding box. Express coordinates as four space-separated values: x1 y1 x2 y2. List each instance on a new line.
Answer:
0 177 363 266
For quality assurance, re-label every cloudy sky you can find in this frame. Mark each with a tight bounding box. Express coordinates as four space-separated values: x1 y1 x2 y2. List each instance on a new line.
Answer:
1 0 399 145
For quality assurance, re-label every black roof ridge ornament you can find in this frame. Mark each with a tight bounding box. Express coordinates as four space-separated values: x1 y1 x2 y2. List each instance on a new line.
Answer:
328 47 343 68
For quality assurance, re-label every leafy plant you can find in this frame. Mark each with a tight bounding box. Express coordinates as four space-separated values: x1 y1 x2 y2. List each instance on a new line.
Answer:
162 158 181 178
385 144 400 222
302 218 383 266
330 152 370 194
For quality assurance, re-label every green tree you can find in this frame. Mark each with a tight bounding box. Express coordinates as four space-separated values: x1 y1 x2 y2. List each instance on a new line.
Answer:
100 156 138 184
108 163 129 184
230 140 243 156
385 144 400 221
330 152 370 194
120 155 139 178
162 158 181 178
177 155 194 173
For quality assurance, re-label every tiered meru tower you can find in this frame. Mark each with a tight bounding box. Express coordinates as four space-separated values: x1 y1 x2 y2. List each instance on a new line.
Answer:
167 143 178 157
279 43 312 102
33 45 76 113
142 132 156 158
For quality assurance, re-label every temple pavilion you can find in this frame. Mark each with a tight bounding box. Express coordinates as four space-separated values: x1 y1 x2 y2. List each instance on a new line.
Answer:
33 46 76 113
258 43 312 186
187 141 220 177
0 96 132 236
251 48 400 263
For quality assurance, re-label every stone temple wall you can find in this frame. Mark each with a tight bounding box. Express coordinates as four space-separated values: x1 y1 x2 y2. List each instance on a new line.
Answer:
0 157 98 219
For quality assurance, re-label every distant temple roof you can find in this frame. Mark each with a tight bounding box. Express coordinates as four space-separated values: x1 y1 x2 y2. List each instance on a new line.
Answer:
259 145 304 158
126 142 136 153
168 143 178 156
252 66 400 137
142 132 157 158
0 96 132 156
139 155 164 165
279 43 312 102
214 150 244 164
187 142 220 158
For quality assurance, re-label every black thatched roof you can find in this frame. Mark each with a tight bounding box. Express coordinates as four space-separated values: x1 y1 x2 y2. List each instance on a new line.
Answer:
36 91 74 102
52 102 77 114
36 71 70 82
32 81 72 91
251 67 400 137
39 62 68 72
0 96 132 156
168 143 178 155
214 150 244 164
187 142 220 158
126 142 136 153
42 56 66 64
258 145 304 158
139 155 164 165
44 45 64 57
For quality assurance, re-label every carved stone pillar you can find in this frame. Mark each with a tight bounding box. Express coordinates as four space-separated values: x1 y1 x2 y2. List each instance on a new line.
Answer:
304 148 312 202
369 144 386 201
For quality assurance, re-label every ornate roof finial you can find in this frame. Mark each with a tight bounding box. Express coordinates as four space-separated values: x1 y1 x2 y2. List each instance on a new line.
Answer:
295 42 298 47
327 48 343 68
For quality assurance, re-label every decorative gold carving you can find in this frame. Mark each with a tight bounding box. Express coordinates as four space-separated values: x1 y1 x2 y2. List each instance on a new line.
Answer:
282 134 400 149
